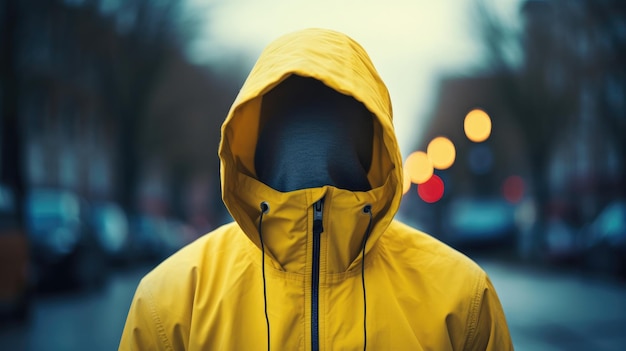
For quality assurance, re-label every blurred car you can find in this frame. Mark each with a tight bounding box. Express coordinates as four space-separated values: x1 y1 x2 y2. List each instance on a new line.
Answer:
90 202 130 265
583 200 626 277
543 217 585 262
0 185 31 322
130 215 198 262
25 188 107 291
442 196 518 249
129 215 166 261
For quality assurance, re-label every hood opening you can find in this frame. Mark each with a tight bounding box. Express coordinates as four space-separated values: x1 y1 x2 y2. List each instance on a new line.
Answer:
255 75 374 193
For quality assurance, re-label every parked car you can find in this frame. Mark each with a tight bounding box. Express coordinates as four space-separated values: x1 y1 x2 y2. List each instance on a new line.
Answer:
90 202 130 265
543 217 585 262
442 196 518 249
0 185 31 322
25 188 107 291
129 215 197 262
583 200 626 278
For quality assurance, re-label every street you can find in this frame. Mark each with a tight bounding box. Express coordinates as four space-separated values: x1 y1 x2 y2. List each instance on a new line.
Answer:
0 263 153 351
1 257 625 351
478 258 626 351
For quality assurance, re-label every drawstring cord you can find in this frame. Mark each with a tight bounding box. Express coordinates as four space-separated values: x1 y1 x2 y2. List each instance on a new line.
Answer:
361 204 373 351
259 201 271 351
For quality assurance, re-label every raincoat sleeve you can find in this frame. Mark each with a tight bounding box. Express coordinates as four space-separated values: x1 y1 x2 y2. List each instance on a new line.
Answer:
465 275 514 351
118 279 174 351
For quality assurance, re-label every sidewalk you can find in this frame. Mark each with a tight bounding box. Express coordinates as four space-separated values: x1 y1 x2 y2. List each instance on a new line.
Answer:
478 258 626 351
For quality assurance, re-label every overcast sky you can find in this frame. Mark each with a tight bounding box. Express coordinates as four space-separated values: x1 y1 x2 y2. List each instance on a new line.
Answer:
185 0 522 158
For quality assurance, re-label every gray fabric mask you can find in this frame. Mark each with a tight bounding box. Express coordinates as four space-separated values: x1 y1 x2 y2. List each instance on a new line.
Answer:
255 76 373 192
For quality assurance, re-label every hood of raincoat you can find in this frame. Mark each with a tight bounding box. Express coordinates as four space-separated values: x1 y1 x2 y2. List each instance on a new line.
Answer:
218 28 403 274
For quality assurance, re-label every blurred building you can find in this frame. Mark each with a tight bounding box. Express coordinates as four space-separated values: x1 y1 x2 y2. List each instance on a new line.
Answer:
401 0 626 277
2 0 235 220
11 1 129 200
519 0 625 268
0 0 238 290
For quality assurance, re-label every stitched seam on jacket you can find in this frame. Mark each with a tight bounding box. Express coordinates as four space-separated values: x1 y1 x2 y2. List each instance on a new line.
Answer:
145 284 174 351
463 268 485 351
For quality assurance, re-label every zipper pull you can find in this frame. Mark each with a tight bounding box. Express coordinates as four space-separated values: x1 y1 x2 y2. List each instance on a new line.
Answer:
313 199 324 234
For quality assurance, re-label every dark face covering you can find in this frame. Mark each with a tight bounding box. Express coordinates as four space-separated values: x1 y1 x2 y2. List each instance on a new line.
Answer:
255 76 374 192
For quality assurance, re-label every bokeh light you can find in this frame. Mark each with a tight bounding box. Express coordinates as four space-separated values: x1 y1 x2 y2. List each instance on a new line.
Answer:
464 108 492 142
502 175 525 203
427 136 456 170
417 174 444 203
405 151 433 184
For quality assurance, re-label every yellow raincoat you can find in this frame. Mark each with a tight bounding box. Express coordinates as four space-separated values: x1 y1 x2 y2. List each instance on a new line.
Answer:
119 28 514 350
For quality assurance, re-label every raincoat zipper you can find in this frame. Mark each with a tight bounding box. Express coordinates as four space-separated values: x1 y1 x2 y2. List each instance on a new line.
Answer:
311 199 324 351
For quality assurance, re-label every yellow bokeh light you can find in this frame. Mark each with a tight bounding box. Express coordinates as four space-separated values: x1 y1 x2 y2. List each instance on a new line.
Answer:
427 136 456 170
464 109 492 142
405 151 433 184
402 167 411 194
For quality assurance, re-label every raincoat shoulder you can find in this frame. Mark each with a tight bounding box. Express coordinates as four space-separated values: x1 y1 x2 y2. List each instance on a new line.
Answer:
118 222 250 350
381 220 514 350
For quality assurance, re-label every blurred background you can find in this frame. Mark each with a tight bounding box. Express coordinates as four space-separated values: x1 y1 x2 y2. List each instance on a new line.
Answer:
0 0 625 350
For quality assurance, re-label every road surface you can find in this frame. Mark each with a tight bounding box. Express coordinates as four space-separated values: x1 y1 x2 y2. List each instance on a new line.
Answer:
1 257 625 350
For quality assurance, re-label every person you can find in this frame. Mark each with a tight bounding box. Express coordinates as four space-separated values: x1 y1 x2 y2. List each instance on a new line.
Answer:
119 28 514 350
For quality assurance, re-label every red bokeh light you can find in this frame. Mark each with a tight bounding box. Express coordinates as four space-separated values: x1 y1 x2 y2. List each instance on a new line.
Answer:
417 174 444 203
